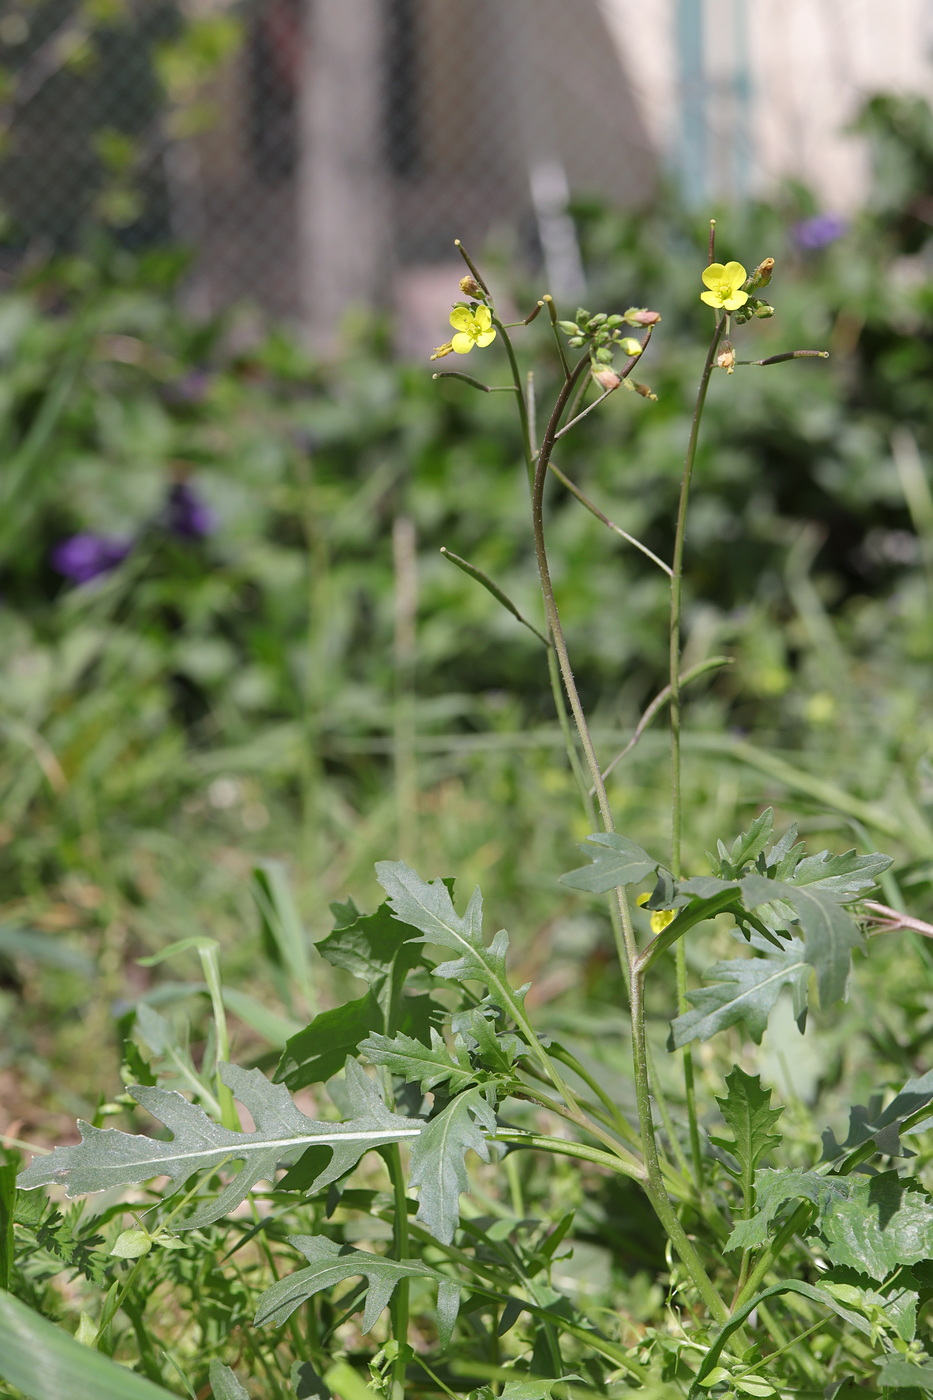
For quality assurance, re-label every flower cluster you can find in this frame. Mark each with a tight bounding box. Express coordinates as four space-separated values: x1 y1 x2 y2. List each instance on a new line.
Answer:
557 306 659 398
700 259 775 327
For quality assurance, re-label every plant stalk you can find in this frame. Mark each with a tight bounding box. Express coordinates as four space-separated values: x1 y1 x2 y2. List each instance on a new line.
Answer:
669 315 727 1189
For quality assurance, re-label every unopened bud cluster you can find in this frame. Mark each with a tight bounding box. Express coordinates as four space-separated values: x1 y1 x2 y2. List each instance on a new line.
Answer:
733 296 775 326
557 306 659 374
558 306 660 354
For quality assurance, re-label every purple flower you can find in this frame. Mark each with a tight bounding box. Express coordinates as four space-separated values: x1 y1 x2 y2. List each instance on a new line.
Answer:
51 533 132 584
792 213 848 251
165 482 216 539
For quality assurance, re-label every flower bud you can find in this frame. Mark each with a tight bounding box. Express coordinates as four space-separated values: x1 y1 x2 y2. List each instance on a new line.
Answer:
717 340 736 374
624 307 661 326
619 337 643 357
632 381 657 400
747 258 774 290
753 301 775 319
591 366 621 391
557 320 579 335
459 276 482 298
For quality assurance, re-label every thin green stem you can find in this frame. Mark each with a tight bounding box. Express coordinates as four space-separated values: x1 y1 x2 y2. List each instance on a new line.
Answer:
669 316 726 877
493 1129 645 1183
542 294 572 379
733 1202 812 1310
532 354 615 836
630 968 729 1322
492 315 533 488
528 329 727 1319
432 370 519 393
547 645 597 828
493 315 598 836
547 460 674 577
668 315 727 1191
386 1142 411 1400
597 657 733 789
546 1042 642 1146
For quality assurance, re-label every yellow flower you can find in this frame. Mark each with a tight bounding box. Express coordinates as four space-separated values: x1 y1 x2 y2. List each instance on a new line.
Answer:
700 261 749 311
449 303 496 354
637 894 675 934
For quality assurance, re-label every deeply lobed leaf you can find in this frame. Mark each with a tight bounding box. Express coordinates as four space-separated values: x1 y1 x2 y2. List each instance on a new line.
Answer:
254 1234 460 1347
17 1060 421 1229
670 938 810 1046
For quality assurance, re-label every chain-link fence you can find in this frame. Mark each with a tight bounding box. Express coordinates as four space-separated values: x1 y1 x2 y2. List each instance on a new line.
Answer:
0 0 657 346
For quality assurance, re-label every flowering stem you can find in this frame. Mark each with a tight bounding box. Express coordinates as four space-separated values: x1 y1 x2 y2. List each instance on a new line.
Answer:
669 313 727 1191
490 316 594 822
454 238 490 296
492 315 533 491
542 294 572 380
670 316 727 875
531 348 726 1315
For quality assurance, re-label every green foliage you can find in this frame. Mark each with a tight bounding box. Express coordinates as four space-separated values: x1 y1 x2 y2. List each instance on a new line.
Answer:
17 1061 421 1229
710 1068 783 1220
10 93 933 1398
670 936 810 1045
407 1086 496 1245
0 1287 178 1399
558 833 659 892
254 1235 460 1347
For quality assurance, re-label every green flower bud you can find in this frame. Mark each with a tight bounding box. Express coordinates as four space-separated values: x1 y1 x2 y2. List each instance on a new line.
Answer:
594 345 614 363
623 307 661 326
557 320 579 335
568 335 584 348
575 307 591 324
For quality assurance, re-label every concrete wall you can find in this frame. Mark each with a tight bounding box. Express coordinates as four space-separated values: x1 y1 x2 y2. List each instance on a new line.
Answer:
601 0 933 210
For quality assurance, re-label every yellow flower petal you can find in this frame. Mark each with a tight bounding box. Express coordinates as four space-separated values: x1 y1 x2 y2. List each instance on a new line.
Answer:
449 307 473 332
450 331 474 353
700 290 722 308
474 328 496 347
473 305 492 331
721 260 747 287
701 263 727 290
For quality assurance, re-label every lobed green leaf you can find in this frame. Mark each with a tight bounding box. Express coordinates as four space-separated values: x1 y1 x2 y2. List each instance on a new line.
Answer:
559 833 658 894
670 939 810 1047
254 1234 460 1347
17 1060 421 1229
